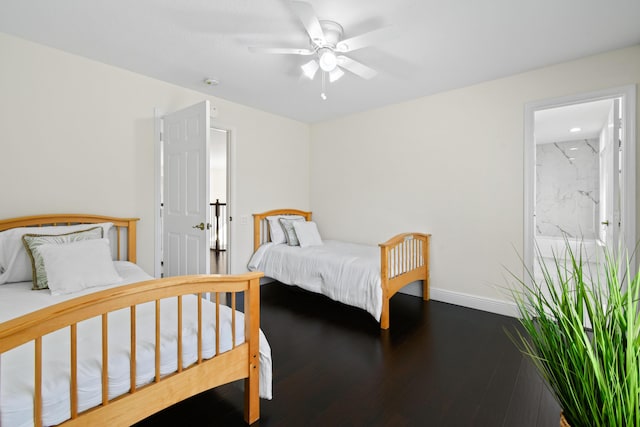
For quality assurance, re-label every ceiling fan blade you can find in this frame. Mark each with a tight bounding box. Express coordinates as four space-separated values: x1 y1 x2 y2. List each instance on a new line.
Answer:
290 1 325 44
248 46 314 55
335 26 397 53
337 56 378 79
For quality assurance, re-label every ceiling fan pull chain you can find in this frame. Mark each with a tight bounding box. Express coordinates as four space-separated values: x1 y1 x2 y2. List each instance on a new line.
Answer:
321 71 327 100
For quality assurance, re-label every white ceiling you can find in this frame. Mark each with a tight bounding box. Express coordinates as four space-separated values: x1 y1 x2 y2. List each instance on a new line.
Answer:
535 99 613 144
1 0 639 123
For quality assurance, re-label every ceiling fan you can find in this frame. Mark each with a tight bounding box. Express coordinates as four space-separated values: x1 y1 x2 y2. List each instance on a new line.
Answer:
249 1 393 99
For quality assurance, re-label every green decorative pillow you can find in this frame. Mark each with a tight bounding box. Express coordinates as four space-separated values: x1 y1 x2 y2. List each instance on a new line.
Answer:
279 217 305 246
22 226 104 290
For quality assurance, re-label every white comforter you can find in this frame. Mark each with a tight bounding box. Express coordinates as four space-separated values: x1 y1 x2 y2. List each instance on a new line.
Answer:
0 262 272 427
248 240 382 321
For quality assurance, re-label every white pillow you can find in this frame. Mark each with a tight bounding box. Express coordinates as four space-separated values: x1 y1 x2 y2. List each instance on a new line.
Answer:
293 221 323 248
37 238 122 296
0 222 112 284
266 215 304 244
279 217 306 246
22 227 104 290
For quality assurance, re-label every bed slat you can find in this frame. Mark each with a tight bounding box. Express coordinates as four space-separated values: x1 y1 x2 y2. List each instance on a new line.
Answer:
70 324 78 418
197 293 203 364
232 293 237 348
130 306 137 392
215 293 221 356
115 226 122 260
155 300 160 382
102 313 109 405
177 296 183 373
35 336 43 427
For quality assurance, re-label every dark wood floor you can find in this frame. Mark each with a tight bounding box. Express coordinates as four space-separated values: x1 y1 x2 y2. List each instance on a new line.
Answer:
135 283 560 427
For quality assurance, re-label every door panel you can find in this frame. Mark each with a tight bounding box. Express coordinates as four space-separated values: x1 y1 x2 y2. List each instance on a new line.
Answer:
599 99 620 249
163 101 211 277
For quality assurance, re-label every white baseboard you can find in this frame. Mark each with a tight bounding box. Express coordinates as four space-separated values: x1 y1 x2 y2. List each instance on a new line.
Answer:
428 287 519 318
397 281 518 318
266 277 519 318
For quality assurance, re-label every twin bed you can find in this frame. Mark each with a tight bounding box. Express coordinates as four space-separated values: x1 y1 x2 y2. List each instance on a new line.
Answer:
249 209 431 329
0 214 270 427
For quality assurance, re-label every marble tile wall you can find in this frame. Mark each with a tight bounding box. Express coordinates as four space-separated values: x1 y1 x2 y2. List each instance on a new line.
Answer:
536 138 599 239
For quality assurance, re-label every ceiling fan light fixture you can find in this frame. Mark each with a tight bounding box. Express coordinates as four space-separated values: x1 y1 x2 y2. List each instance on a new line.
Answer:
301 59 319 79
318 48 337 72
329 67 344 82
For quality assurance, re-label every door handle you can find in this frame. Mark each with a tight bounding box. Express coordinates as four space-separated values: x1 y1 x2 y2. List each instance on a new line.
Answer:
601 221 610 226
192 222 212 231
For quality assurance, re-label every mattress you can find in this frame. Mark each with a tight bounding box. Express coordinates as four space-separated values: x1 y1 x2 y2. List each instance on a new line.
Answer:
248 240 382 320
0 261 272 427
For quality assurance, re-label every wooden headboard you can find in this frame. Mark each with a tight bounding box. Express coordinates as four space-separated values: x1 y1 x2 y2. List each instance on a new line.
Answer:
252 209 312 251
0 214 140 263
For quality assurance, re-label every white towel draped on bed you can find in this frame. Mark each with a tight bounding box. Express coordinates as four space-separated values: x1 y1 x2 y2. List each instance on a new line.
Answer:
0 261 273 427
248 240 383 321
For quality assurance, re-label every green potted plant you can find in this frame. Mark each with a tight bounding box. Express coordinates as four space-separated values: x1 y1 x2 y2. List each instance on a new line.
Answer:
508 242 640 426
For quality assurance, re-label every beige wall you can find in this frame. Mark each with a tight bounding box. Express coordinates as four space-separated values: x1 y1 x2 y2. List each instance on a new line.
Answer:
0 33 310 275
2 31 638 314
310 45 640 311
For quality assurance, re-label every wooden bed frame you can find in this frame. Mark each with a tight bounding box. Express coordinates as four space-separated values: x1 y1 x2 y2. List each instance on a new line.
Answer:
253 209 430 329
0 214 263 426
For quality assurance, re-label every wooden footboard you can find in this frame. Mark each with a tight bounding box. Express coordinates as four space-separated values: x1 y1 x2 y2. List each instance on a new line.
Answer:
0 272 264 426
379 233 431 329
253 209 431 330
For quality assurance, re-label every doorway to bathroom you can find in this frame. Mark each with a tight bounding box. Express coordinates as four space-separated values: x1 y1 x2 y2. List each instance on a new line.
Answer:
524 85 636 288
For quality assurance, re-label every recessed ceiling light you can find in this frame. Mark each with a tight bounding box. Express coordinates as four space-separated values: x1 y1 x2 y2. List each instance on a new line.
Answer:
204 78 219 86
569 127 581 133
569 147 578 151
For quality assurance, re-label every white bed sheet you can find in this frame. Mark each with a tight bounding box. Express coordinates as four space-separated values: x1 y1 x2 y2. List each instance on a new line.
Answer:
248 240 382 321
0 261 272 427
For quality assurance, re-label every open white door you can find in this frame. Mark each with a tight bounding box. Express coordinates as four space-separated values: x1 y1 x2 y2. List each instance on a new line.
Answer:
599 99 621 250
163 101 211 276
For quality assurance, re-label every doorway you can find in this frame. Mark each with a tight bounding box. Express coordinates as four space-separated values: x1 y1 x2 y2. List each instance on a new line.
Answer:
209 127 230 274
524 85 636 287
